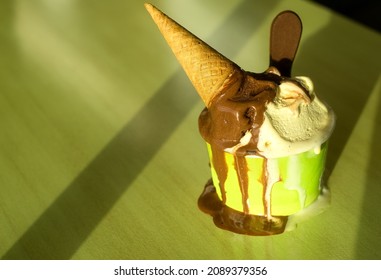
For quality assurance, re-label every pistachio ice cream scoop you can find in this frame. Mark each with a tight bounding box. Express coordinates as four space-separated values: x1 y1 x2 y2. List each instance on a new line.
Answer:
145 3 335 235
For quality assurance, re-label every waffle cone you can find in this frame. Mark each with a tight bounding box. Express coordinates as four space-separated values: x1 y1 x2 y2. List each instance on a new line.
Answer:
145 3 241 107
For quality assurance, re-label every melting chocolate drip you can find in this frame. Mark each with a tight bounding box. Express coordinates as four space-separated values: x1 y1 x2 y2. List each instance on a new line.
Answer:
198 67 311 234
210 145 228 203
199 71 277 152
199 70 278 216
233 154 250 214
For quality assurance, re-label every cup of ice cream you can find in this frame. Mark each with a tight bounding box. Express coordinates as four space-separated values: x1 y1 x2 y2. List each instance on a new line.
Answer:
198 71 335 235
145 3 335 235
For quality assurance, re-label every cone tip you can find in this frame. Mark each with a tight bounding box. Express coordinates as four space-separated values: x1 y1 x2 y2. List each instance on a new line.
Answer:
145 3 167 27
144 3 159 17
144 3 153 12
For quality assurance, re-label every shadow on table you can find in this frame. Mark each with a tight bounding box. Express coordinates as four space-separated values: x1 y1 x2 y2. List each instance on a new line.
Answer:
2 0 277 259
296 12 381 258
357 76 381 259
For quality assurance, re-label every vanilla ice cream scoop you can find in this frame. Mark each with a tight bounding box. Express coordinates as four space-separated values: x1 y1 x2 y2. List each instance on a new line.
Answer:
258 75 335 158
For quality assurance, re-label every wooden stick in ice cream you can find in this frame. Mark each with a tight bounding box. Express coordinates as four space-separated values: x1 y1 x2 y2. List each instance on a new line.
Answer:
144 3 242 108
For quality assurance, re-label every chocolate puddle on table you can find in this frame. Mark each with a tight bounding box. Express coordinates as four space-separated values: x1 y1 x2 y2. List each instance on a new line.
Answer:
198 179 288 236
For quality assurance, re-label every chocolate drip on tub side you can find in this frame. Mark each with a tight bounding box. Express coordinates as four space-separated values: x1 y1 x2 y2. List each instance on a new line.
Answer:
233 154 250 214
199 70 278 215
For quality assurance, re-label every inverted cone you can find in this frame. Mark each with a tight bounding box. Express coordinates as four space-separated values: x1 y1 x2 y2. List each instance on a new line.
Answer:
145 3 241 107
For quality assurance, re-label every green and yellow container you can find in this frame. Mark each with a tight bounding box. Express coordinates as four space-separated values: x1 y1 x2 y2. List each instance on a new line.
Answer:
207 142 328 217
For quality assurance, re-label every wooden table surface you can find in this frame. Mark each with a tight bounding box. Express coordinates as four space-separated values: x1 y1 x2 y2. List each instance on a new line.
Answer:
0 0 380 260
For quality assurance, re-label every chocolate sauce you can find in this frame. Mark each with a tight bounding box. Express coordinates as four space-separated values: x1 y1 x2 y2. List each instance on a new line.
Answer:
198 70 278 154
233 154 250 214
210 144 228 203
198 180 288 236
198 68 307 234
198 69 277 214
